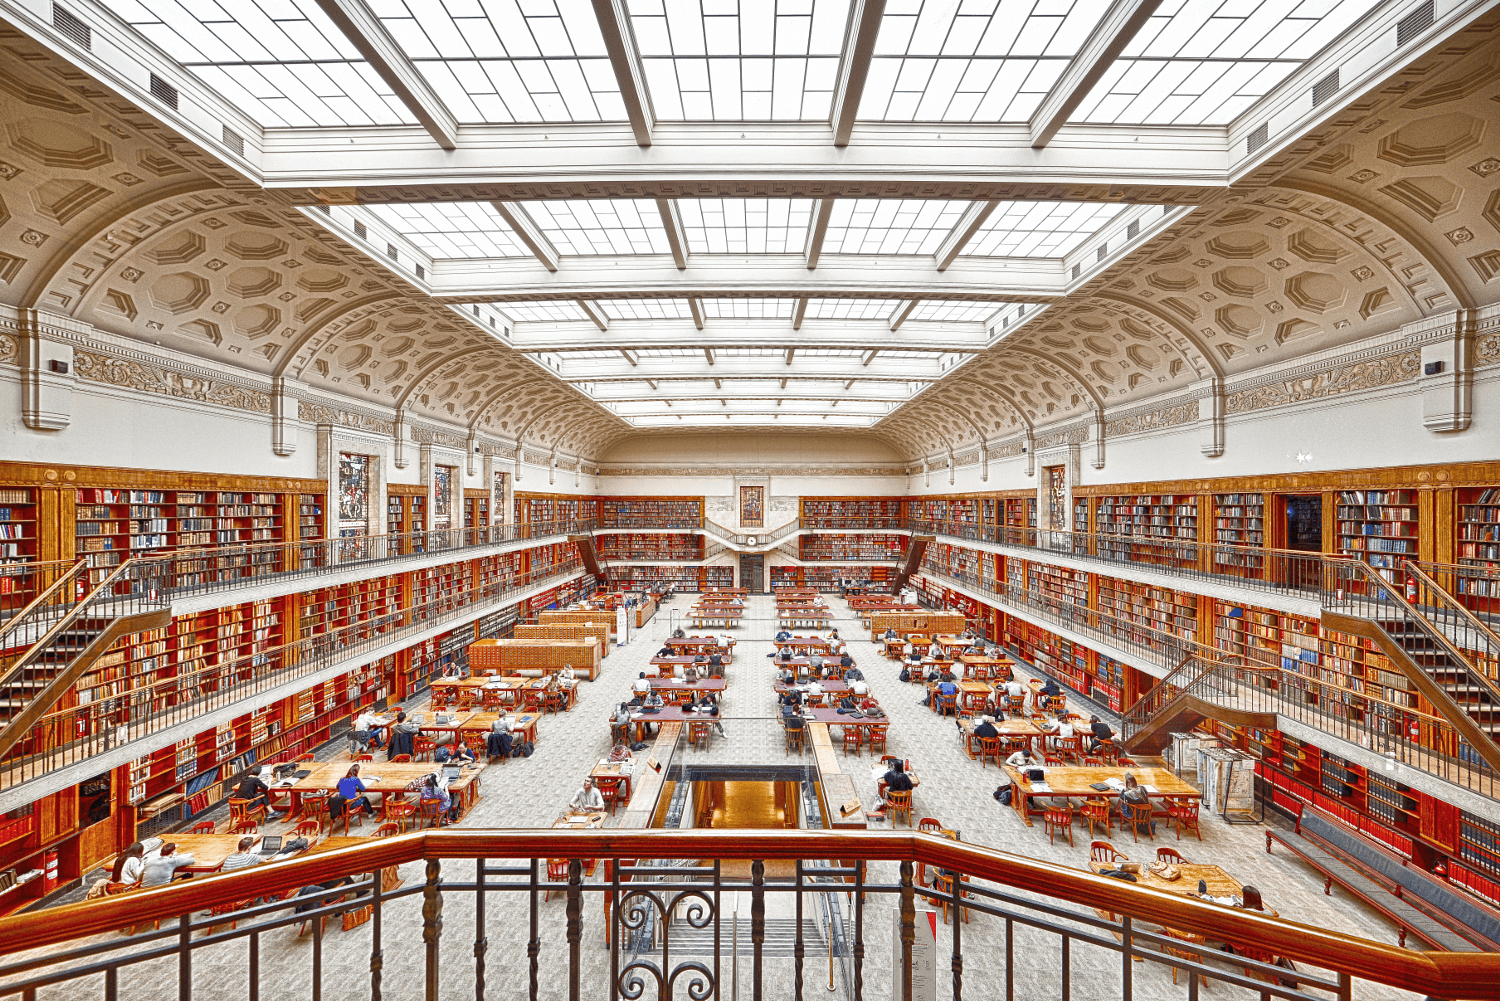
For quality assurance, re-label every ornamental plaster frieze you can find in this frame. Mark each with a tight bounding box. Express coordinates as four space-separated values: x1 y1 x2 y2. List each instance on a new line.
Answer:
1225 349 1420 415
1103 399 1203 438
597 465 907 477
410 423 468 451
73 347 270 414
295 398 395 436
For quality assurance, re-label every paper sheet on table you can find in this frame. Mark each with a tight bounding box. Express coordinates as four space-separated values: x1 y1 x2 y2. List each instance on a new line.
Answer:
1029 782 1052 793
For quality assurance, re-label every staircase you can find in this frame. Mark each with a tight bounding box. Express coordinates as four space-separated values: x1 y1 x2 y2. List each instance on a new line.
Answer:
890 535 933 594
1121 654 1277 754
0 559 170 761
1321 560 1500 775
569 534 605 578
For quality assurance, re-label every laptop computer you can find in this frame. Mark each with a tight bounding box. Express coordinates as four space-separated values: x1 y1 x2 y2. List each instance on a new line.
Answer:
258 835 282 856
442 766 461 784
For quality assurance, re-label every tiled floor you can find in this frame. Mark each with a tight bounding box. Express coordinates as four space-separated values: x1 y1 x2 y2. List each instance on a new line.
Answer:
9 593 1432 1000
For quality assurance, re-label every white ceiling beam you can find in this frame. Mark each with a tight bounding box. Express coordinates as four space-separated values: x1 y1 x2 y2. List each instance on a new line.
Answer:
656 197 688 270
619 348 638 366
784 348 795 366
590 0 655 147
793 297 809 330
688 297 705 329
804 198 836 270
888 300 920 331
862 349 879 366
312 0 459 150
829 0 888 147
1029 0 1165 149
577 299 610 331
491 202 559 272
935 200 1000 272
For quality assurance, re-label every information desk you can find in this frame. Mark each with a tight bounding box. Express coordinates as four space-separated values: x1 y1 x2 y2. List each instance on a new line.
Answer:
1001 765 1200 827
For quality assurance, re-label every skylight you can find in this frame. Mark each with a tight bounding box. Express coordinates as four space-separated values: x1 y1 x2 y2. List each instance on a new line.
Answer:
1069 0 1383 125
823 199 971 255
364 202 530 259
496 301 589 323
104 0 412 127
519 200 670 255
805 299 897 320
698 298 798 318
965 202 1128 258
629 0 852 120
373 0 623 123
679 199 815 254
909 301 997 323
859 0 1113 122
598 298 694 320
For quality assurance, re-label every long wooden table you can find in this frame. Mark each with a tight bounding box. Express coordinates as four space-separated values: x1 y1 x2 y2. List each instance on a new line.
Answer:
774 637 834 653
797 707 888 729
957 718 1046 758
1087 860 1245 900
280 761 486 820
960 655 1012 680
664 637 735 657
775 679 852 696
1002 765 1200 827
612 706 720 744
688 610 743 626
459 712 541 746
131 834 263 874
649 677 727 694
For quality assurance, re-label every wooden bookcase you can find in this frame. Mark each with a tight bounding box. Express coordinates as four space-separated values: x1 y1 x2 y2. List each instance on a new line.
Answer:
1212 492 1265 575
1095 493 1199 540
598 497 701 529
1336 489 1418 580
1027 562 1088 607
464 492 489 530
597 533 702 560
800 497 902 527
799 534 905 560
0 487 38 564
1095 576 1198 642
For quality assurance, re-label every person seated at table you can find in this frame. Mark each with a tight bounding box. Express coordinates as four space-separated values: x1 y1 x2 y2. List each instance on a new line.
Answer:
419 774 461 825
632 672 651 700
805 678 824 700
1006 747 1039 769
232 765 284 821
1041 711 1075 740
836 692 859 711
1120 773 1155 833
922 677 958 708
350 707 383 755
1087 715 1116 754
692 693 727 737
973 715 1001 740
682 663 699 683
110 843 146 886
608 742 632 763
570 778 605 813
707 650 724 670
140 843 195 887
657 644 675 658
487 717 515 758
436 741 477 766
556 664 577 690
806 651 824 674
905 647 923 669
838 651 855 672
880 760 915 799
848 677 869 697
779 689 803 713
883 626 899 645
842 659 861 680
730 596 744 606
774 627 792 644
777 647 795 664
338 764 375 817
1039 676 1062 699
221 837 263 872
1002 677 1027 702
672 628 686 639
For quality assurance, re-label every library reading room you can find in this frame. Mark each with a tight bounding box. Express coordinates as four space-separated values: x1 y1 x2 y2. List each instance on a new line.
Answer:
2 1 1500 1000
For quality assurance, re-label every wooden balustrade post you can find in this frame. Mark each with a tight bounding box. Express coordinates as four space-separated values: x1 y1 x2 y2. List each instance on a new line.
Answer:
950 862 963 1001
423 858 443 1001
899 860 915 1001
474 858 487 1001
751 859 765 1001
567 858 583 1001
528 859 541 1001
853 860 865 1001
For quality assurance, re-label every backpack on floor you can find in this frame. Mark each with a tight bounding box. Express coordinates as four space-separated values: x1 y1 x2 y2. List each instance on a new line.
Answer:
898 668 910 682
994 786 1011 805
517 740 535 757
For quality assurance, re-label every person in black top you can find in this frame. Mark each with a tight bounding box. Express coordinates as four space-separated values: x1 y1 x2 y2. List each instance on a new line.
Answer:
779 689 803 712
1039 677 1061 698
839 652 854 671
233 765 283 819
843 664 863 682
1088 715 1115 754
656 645 674 658
882 760 915 792
973 716 1000 740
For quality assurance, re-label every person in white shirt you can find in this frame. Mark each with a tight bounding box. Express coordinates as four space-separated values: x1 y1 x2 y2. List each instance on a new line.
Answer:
220 837 263 872
806 680 824 698
141 843 196 887
570 778 604 812
350 708 383 754
1042 714 1075 740
633 673 651 696
557 664 577 689
1003 679 1027 700
1006 748 1038 769
848 679 869 696
110 843 145 885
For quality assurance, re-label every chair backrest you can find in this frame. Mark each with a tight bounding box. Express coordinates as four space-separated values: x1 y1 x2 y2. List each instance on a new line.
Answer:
192 821 216 834
375 823 400 838
1090 840 1124 863
547 859 569 880
1121 798 1150 822
391 754 412 763
917 818 942 833
887 790 912 810
230 819 258 835
1156 847 1184 864
294 820 322 839
296 753 315 763
355 754 374 762
227 798 254 819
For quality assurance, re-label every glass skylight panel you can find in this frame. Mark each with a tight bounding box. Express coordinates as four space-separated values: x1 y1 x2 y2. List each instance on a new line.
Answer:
496 301 589 322
103 0 412 127
823 199 970 255
372 0 624 123
909 301 996 323
965 201 1126 258
629 0 851 120
805 299 897 320
679 199 815 253
859 0 1111 122
1069 0 1382 125
699 298 797 318
598 298 693 320
364 203 530 259
520 200 670 255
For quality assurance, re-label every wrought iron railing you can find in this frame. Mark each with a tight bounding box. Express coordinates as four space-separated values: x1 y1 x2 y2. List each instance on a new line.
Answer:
2 829 1493 1001
0 559 83 640
0 563 588 793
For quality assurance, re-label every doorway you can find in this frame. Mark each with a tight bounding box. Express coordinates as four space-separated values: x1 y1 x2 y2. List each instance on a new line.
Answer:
1285 495 1322 552
740 553 764 592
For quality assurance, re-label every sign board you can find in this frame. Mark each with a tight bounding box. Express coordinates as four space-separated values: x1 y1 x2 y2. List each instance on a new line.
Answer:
616 606 629 647
891 906 938 1001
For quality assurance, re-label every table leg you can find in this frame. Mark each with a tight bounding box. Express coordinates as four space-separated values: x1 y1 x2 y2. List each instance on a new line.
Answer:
1012 782 1032 826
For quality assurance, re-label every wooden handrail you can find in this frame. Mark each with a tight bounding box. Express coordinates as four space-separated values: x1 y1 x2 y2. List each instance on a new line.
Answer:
4 830 1496 996
0 559 87 652
1406 560 1500 661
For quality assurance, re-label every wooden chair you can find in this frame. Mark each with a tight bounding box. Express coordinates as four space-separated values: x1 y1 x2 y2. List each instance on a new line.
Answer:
229 819 259 835
597 778 624 816
842 726 863 757
374 823 401 838
1115 756 1138 768
885 789 913 828
784 722 805 756
1090 841 1127 864
1160 927 1208 987
384 800 417 833
338 797 369 835
1080 756 1105 768
928 870 971 925
390 753 413 763
342 902 374 932
417 797 446 828
544 859 570 902
191 821 216 834
301 796 332 836
413 737 436 762
1156 847 1185 865
689 720 712 750
295 753 315 764
934 693 957 717
1120 799 1154 842
1044 803 1074 847
1169 800 1202 841
205 900 245 935
293 820 322 841
1053 736 1082 761
1081 798 1112 839
354 754 374 762
917 818 943 834
430 689 453 710
867 727 888 757
976 736 1002 768
1042 753 1065 766
543 689 568 715
480 688 505 712
227 797 267 828
1006 695 1026 717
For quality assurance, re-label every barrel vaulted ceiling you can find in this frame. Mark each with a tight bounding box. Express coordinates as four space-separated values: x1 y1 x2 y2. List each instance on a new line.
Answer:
0 1 1495 460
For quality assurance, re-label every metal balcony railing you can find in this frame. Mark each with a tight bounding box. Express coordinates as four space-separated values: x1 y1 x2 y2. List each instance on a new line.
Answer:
2 828 1492 1001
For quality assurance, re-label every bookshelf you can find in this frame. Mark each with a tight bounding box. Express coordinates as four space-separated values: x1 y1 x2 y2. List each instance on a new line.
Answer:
1005 618 1088 693
1096 493 1199 540
1213 492 1265 574
800 497 902 528
1336 489 1418 579
0 488 37 564
298 494 324 541
1073 497 1090 535
1096 577 1198 642
465 495 489 530
1003 498 1036 530
777 565 893 592
1212 601 1319 675
1027 563 1088 607
597 533 702 560
599 498 701 529
799 534 905 561
607 565 717 591
1093 653 1125 712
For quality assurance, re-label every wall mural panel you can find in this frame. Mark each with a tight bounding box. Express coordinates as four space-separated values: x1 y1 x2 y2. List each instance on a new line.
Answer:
739 485 764 528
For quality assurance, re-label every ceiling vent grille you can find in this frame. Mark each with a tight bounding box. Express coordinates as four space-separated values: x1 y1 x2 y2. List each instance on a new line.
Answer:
1096 244 1107 262
416 263 425 279
1070 263 1081 279
1398 1 1434 45
149 73 178 110
1311 69 1339 107
53 6 90 48
1247 121 1269 155
1127 219 1139 239
315 203 330 215
386 243 398 261
353 220 367 240
221 125 244 156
